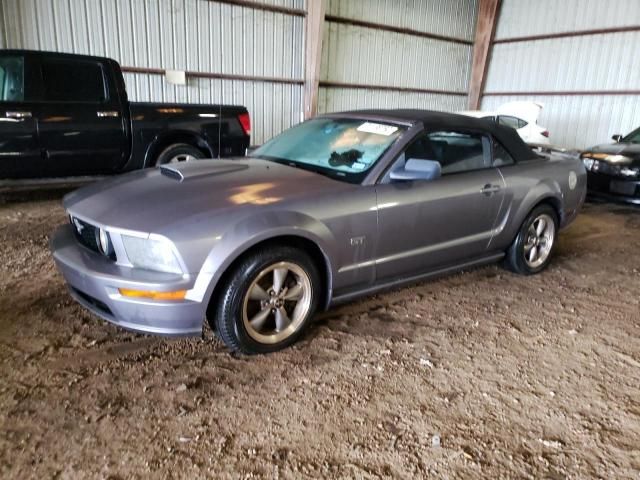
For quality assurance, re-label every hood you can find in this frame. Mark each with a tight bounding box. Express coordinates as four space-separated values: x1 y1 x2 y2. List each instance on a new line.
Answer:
63 158 351 235
496 101 543 124
583 143 640 166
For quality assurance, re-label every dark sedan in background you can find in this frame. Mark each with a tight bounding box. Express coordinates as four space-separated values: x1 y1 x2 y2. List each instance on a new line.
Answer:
581 127 640 204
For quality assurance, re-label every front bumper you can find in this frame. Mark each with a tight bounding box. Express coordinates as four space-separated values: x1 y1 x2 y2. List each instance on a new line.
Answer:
586 172 640 205
50 225 204 336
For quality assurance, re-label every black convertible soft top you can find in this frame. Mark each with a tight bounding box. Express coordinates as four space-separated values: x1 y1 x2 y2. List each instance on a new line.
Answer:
336 109 539 163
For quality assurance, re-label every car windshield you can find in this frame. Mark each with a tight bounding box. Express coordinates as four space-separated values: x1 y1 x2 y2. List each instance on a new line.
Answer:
250 118 406 183
622 127 640 144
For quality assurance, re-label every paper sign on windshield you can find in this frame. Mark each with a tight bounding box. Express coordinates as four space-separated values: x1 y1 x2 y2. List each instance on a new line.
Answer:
357 122 398 136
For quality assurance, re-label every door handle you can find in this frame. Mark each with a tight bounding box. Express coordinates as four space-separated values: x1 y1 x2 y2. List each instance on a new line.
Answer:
480 184 501 196
97 111 119 117
6 111 32 119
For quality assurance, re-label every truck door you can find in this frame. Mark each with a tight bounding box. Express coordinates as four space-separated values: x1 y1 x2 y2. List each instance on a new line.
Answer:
0 53 42 179
35 55 126 176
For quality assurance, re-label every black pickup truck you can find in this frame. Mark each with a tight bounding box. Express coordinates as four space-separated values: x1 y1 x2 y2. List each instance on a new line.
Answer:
0 50 250 179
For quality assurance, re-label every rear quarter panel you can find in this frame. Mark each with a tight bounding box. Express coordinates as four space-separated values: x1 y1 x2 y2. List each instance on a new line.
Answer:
490 154 586 251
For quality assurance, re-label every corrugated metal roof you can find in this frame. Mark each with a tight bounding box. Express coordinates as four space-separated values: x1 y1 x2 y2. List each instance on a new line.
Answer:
495 0 640 39
326 0 478 41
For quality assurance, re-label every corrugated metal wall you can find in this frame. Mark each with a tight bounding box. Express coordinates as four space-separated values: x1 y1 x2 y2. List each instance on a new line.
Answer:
0 1 6 49
482 0 640 149
318 0 478 114
0 0 306 144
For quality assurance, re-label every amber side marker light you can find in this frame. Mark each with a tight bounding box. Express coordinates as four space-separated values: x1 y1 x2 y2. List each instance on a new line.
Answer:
118 289 187 301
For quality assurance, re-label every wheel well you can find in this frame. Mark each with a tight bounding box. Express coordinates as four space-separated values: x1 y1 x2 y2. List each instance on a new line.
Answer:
205 235 331 325
536 196 562 224
507 197 563 249
146 132 212 166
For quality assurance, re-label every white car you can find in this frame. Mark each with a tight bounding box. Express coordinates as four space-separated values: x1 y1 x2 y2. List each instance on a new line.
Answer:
460 101 550 145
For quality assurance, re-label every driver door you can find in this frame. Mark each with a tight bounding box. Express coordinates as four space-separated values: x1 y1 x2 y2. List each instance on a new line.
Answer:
374 130 505 281
0 52 42 178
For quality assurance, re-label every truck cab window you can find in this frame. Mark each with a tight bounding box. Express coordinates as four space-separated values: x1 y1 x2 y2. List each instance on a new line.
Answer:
42 60 106 102
0 56 25 102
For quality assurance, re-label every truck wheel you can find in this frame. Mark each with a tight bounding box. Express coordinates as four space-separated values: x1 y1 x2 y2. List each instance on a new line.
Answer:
155 143 204 165
505 204 558 275
211 246 320 355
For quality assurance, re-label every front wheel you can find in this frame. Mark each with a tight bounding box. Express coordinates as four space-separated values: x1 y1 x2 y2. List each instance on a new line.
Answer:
505 204 558 275
211 247 320 354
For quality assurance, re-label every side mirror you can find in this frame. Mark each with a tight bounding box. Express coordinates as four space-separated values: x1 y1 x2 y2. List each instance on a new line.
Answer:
612 134 623 143
390 159 441 182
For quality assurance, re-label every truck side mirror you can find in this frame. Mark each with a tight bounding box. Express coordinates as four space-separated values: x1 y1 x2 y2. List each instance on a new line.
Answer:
612 134 623 142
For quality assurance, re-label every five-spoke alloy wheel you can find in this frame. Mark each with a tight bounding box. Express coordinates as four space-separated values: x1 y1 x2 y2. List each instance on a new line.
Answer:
211 246 320 354
523 213 556 269
242 261 313 345
506 204 558 275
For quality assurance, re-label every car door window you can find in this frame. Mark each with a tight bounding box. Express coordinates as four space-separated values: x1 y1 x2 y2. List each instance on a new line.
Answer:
517 118 528 128
384 131 492 181
493 139 515 167
41 59 107 102
427 131 491 175
0 55 25 102
498 115 521 130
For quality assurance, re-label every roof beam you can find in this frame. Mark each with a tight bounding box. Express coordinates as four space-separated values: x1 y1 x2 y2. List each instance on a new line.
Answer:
324 15 472 45
467 0 501 110
494 25 640 44
304 0 325 119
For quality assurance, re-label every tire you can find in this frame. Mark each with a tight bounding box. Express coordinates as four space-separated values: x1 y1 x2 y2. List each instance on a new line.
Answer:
505 204 558 275
211 246 321 354
155 143 204 165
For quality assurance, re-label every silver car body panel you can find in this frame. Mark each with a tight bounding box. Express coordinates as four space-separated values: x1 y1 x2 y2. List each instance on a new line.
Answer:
51 113 587 336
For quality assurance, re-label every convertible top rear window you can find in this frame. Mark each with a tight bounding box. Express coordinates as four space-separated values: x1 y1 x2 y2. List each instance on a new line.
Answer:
251 118 406 183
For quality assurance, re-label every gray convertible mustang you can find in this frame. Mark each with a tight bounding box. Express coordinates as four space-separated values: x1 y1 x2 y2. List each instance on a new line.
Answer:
51 110 586 354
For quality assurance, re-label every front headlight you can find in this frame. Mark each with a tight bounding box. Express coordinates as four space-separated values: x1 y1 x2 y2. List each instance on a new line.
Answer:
121 235 183 274
582 158 595 170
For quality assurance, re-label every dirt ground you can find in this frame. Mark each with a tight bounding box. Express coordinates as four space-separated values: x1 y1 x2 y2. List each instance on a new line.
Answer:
0 188 638 479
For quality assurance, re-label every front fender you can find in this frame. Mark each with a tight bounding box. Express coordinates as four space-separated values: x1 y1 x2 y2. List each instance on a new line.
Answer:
186 210 337 307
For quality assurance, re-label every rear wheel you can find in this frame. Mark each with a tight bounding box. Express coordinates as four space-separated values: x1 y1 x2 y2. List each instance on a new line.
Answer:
505 204 558 275
155 143 204 165
211 247 320 354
